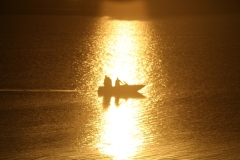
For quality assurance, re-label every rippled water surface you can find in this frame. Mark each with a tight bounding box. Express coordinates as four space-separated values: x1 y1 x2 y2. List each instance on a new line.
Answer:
0 13 240 159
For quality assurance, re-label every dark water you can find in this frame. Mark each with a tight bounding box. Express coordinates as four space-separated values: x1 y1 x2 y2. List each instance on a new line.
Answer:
0 13 240 159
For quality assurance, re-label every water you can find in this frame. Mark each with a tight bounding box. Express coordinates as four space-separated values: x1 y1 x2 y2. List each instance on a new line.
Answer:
0 13 240 159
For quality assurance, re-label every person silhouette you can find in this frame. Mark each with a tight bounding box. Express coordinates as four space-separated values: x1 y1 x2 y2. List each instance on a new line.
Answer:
104 75 112 87
115 77 122 87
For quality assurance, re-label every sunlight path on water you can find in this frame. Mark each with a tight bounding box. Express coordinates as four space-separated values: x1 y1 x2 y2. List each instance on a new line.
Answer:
73 1 166 158
95 19 151 86
90 9 155 159
97 99 143 160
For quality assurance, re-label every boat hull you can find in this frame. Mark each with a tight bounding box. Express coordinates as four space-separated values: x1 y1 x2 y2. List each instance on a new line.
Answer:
98 85 145 96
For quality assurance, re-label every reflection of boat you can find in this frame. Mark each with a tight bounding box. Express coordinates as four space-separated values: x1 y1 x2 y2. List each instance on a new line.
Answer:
98 91 145 99
98 85 145 95
99 91 145 108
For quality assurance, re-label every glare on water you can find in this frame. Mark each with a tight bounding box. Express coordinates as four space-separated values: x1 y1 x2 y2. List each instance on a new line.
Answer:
1 12 239 159
97 100 143 159
89 18 154 159
93 20 152 86
75 14 240 159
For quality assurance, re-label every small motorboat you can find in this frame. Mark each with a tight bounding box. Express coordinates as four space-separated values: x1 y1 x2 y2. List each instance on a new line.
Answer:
98 84 145 96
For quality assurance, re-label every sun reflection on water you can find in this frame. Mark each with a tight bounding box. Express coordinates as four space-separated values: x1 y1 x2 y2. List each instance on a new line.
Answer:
98 99 142 159
93 6 152 158
95 20 150 86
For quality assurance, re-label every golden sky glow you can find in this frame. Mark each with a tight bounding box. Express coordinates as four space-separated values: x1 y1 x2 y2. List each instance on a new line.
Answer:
100 0 149 20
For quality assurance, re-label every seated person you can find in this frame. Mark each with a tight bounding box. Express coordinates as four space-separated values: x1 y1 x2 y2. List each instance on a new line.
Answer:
104 75 112 87
115 77 122 87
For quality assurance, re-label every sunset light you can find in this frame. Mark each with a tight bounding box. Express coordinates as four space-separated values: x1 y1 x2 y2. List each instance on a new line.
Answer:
97 101 143 159
2 0 240 159
94 19 151 86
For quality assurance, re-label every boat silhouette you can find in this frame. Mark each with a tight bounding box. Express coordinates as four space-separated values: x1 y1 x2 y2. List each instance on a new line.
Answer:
98 84 145 107
98 84 145 96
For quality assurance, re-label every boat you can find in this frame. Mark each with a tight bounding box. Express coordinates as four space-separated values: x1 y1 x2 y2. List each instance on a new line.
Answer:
98 84 145 96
